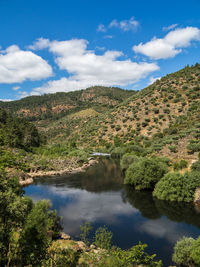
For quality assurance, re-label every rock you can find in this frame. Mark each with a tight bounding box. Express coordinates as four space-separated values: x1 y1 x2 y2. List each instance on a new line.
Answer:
76 241 87 251
19 178 33 186
90 244 96 249
194 187 200 205
60 232 71 240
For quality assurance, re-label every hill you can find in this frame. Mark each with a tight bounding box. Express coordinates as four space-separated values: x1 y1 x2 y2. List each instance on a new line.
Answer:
0 86 135 121
1 64 200 165
66 63 200 164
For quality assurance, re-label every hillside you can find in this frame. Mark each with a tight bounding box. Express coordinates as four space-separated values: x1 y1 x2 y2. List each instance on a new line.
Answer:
1 64 200 165
0 108 41 150
66 63 200 164
0 86 135 121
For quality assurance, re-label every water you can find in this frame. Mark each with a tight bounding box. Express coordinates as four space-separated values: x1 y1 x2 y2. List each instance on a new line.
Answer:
24 158 200 266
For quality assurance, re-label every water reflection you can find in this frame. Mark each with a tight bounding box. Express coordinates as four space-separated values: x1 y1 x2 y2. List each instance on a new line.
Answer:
25 158 200 266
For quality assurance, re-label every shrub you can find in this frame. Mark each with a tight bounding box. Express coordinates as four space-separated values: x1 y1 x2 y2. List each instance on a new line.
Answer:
124 157 168 190
94 226 113 250
191 160 200 172
187 142 200 153
172 237 194 266
191 236 200 265
153 171 200 202
168 145 178 153
173 160 188 170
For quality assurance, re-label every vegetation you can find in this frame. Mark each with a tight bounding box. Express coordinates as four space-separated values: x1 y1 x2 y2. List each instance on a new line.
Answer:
172 236 200 266
0 172 61 266
1 63 200 265
153 171 200 202
124 157 168 190
0 108 41 150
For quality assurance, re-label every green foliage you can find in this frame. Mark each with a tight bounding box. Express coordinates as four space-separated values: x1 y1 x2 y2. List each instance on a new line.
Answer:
0 108 41 150
0 172 61 267
173 159 188 170
168 145 178 153
94 226 113 250
0 149 28 171
20 200 61 266
124 157 168 190
153 171 200 202
79 222 92 246
187 140 200 153
111 243 162 267
191 160 200 172
120 153 139 171
172 237 194 266
190 236 200 265
110 147 124 159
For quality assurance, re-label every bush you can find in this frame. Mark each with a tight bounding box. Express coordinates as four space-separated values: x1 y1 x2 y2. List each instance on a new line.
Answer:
190 236 200 265
153 171 200 202
124 157 168 190
191 160 200 172
168 145 178 153
173 159 188 170
172 237 194 266
94 226 113 250
120 153 139 171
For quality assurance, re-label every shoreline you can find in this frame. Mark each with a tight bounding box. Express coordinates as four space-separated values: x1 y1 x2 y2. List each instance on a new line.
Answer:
19 158 98 186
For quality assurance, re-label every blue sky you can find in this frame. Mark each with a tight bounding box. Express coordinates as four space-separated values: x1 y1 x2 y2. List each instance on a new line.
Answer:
0 0 200 100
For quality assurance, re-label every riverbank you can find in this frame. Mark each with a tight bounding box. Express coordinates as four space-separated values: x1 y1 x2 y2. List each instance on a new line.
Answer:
19 158 98 186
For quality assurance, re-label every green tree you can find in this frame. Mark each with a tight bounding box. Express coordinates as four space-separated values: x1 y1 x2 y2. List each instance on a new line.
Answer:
124 157 168 190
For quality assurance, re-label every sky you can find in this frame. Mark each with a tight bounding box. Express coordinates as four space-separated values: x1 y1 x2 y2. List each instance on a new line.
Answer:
0 0 200 101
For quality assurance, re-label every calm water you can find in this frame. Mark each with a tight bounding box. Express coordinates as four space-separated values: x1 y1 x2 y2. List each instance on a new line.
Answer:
25 158 200 266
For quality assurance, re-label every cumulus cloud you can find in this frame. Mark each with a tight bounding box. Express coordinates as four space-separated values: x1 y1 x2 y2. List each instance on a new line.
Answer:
97 17 139 33
31 38 158 95
27 37 50 50
162 23 178 31
109 17 139 32
0 45 53 84
133 27 200 59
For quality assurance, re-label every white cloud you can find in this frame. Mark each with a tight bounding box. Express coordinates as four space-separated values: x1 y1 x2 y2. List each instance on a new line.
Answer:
28 37 50 50
97 17 139 33
0 98 13 102
31 38 159 95
12 86 20 90
133 27 200 59
162 24 178 31
97 24 106 32
0 45 53 84
109 17 139 32
148 76 161 85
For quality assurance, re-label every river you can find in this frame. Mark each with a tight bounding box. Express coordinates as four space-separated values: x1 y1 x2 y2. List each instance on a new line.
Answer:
24 158 200 266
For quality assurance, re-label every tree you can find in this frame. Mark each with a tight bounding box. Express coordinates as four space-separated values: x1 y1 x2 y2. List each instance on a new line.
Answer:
124 157 168 190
